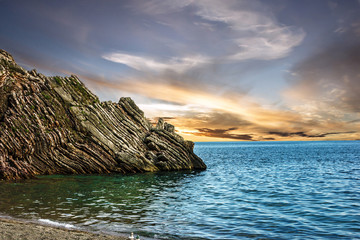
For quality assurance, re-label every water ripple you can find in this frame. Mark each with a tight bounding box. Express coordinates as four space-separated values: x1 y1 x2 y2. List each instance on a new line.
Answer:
0 141 359 239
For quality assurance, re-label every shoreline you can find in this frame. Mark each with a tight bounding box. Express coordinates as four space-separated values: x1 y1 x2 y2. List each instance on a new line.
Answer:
0 216 130 240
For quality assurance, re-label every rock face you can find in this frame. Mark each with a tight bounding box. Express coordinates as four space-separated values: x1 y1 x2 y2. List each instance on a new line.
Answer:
0 50 206 180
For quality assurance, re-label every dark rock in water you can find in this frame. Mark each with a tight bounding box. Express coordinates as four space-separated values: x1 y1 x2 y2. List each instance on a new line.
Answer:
0 49 206 180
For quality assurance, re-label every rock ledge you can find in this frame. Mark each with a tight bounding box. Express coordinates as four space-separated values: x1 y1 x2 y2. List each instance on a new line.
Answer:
0 49 206 180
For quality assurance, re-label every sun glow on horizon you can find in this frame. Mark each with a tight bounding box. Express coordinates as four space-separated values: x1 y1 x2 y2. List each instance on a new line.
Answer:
2 0 359 142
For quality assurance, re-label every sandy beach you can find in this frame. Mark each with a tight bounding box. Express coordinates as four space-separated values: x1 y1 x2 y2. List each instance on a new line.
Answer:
0 217 129 240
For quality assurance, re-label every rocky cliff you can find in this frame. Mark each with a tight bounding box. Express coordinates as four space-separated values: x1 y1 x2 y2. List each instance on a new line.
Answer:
0 50 206 180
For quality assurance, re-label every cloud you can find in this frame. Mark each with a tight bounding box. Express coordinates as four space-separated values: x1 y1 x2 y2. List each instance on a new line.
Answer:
349 119 360 123
230 27 305 61
78 75 270 124
2 0 360 142
191 0 305 61
192 128 253 141
79 74 317 126
269 131 356 138
192 111 252 128
37 70 358 141
102 52 209 72
104 0 305 71
287 41 360 112
262 137 276 141
136 0 193 15
164 110 254 130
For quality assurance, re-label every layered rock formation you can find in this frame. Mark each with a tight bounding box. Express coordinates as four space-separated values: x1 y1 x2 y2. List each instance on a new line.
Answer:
0 50 206 180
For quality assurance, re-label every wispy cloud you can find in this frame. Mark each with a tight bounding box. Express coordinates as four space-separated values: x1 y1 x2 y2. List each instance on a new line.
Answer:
3 0 358 141
102 52 209 72
104 0 305 71
79 73 360 141
191 0 305 61
286 41 360 112
268 131 356 138
192 128 253 141
230 28 305 61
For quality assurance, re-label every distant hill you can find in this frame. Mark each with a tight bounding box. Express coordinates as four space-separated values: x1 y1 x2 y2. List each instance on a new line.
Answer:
0 49 206 180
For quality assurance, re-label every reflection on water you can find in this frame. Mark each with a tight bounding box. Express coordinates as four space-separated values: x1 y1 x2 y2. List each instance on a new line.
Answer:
0 171 207 239
0 141 360 239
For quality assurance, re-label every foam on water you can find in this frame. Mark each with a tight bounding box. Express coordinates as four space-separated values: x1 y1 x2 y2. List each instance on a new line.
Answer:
38 219 76 229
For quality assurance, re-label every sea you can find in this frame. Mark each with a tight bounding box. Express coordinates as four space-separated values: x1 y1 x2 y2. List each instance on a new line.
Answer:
0 141 359 239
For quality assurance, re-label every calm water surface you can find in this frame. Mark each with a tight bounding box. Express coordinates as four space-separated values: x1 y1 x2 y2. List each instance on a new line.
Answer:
0 141 359 239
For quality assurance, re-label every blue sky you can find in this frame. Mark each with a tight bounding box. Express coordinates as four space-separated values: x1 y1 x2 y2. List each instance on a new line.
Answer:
1 0 359 141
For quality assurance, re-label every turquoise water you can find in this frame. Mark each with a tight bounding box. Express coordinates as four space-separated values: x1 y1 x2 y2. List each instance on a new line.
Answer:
0 141 359 239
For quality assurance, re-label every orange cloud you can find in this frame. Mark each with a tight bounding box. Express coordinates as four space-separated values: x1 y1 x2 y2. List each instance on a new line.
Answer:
78 74 360 141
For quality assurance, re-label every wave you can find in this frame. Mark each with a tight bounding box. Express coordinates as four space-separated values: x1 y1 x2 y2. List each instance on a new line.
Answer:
38 219 76 229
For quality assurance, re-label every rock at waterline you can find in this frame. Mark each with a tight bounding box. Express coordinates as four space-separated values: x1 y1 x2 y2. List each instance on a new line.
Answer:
0 49 206 180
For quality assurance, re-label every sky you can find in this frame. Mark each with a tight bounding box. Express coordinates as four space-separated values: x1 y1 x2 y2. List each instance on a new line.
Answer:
1 0 360 142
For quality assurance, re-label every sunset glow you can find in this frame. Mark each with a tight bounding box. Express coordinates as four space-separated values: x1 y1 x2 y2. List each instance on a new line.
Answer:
1 0 359 141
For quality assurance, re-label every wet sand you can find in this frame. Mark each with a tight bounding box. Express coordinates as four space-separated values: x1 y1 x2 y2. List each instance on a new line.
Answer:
0 217 128 240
